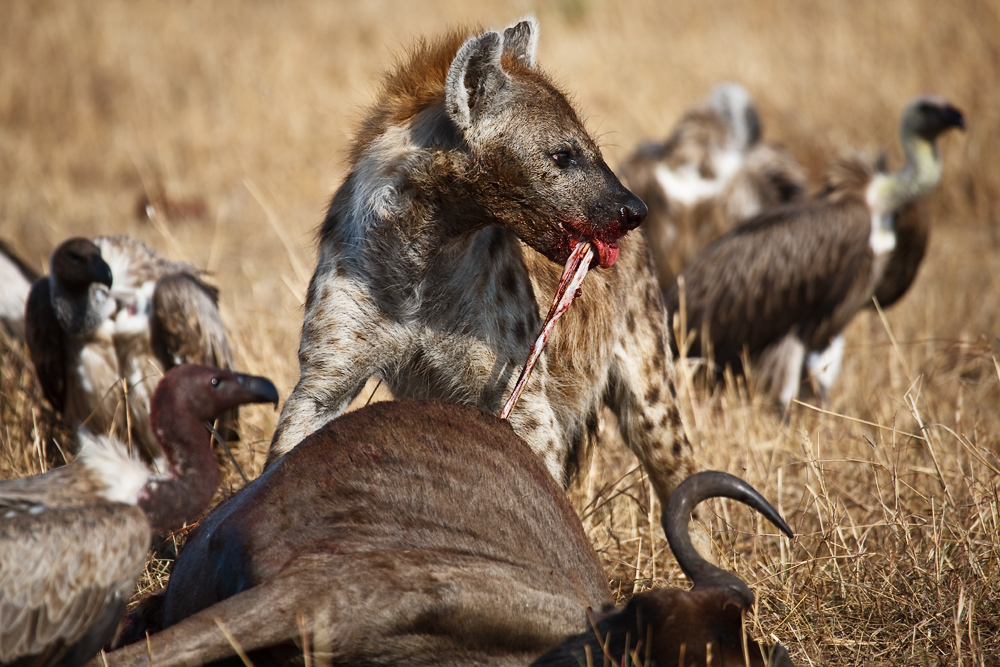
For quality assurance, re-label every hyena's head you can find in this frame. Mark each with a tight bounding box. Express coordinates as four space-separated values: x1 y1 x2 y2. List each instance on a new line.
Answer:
446 19 647 268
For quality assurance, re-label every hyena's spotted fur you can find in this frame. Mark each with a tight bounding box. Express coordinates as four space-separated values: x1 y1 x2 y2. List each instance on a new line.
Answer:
270 19 695 507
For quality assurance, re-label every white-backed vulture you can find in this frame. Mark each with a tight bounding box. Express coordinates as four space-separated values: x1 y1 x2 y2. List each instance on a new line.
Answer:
25 235 236 466
0 364 278 667
666 96 964 406
620 83 808 289
0 239 40 340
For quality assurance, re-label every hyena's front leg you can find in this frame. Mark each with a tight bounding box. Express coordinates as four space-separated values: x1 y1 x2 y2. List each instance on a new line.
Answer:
606 291 696 510
606 283 723 560
267 276 399 466
503 376 568 485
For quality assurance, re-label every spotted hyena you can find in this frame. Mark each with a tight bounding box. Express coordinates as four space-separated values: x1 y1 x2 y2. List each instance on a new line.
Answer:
269 19 695 507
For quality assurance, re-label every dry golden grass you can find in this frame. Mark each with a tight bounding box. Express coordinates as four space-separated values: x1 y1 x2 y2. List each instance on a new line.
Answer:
1 1 999 665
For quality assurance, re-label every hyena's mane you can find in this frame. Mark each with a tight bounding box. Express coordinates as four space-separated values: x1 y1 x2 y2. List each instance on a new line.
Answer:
349 25 542 164
350 28 470 164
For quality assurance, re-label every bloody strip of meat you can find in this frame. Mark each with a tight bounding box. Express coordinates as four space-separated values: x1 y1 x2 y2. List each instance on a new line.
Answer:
500 241 595 420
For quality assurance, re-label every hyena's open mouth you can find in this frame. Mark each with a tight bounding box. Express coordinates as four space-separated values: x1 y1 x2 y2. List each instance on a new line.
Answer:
558 207 643 269
559 223 619 269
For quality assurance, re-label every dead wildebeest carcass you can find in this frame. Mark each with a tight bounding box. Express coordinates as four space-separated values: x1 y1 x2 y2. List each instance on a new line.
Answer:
97 399 793 666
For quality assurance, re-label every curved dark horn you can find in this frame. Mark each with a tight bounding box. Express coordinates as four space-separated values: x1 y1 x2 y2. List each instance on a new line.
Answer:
663 471 793 606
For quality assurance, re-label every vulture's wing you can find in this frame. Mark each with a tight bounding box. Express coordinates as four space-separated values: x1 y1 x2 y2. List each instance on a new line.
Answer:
873 200 928 309
0 239 40 283
0 466 91 512
150 272 238 440
736 141 808 210
0 504 148 666
667 196 876 368
150 273 233 371
25 278 67 413
0 240 39 339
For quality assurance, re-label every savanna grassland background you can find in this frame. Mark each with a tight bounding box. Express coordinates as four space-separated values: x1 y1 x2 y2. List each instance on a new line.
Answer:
1 1 999 665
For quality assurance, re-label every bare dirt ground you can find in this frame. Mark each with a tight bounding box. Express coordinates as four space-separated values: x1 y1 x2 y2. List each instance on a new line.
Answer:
1 1 998 664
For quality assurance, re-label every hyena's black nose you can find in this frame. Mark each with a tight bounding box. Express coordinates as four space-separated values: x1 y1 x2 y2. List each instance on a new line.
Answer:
620 197 647 232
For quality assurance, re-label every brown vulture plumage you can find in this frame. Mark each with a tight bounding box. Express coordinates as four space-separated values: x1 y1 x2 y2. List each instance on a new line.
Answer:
667 96 964 406
25 235 236 467
621 82 808 289
0 239 39 340
0 364 278 667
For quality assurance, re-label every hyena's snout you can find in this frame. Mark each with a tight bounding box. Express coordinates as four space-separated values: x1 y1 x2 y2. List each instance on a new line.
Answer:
575 188 647 269
617 192 647 234
598 181 648 240
592 170 648 238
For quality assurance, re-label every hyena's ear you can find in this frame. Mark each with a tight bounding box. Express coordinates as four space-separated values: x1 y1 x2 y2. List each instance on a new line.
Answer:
502 17 539 68
445 30 507 132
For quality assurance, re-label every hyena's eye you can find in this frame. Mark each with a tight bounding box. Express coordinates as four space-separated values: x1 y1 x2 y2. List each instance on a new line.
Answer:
550 151 573 167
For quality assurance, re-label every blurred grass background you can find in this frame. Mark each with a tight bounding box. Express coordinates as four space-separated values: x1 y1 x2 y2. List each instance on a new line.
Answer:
1 1 999 664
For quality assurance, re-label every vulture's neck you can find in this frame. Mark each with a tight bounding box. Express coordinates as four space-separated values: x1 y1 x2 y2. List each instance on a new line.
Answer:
136 396 219 535
869 133 943 214
50 274 115 338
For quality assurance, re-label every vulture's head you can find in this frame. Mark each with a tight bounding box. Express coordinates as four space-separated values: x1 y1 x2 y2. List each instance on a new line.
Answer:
50 237 113 293
903 96 965 142
152 364 279 431
708 82 762 151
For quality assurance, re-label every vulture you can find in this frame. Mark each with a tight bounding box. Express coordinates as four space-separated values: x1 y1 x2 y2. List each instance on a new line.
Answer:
621 82 807 289
666 95 965 407
0 239 40 340
0 364 278 667
25 235 236 467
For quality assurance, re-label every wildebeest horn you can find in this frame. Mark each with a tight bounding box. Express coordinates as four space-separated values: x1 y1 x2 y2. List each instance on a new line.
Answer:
664 470 793 607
